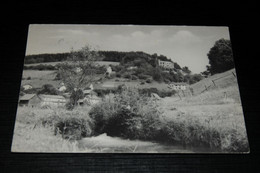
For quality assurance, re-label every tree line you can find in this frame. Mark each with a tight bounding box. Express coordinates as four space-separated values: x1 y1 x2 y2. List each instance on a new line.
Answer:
202 38 235 76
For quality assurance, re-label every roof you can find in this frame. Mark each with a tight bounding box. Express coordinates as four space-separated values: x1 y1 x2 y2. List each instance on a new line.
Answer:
151 93 161 100
83 90 92 94
23 84 32 87
169 82 187 85
39 94 66 100
20 94 36 101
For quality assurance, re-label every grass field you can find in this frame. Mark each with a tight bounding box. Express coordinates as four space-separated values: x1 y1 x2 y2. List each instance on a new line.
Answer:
13 66 249 153
22 70 56 79
190 68 238 95
21 70 59 88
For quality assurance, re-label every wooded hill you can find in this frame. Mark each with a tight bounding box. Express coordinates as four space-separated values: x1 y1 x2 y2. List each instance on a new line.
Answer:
25 51 181 68
24 50 203 84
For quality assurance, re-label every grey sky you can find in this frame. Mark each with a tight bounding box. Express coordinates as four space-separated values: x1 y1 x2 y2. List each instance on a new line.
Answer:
26 24 230 73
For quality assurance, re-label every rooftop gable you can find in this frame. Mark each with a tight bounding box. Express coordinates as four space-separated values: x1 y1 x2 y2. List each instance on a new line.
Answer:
19 94 36 101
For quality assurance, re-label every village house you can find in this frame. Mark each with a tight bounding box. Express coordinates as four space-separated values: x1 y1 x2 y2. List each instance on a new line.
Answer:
19 94 41 107
77 94 101 106
58 86 66 92
22 84 33 90
58 82 66 92
158 60 175 70
39 94 67 107
168 82 187 90
127 66 138 70
105 66 113 77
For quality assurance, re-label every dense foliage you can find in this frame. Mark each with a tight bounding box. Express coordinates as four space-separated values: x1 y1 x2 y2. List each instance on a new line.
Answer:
25 53 70 64
207 39 234 75
37 84 60 95
24 49 203 84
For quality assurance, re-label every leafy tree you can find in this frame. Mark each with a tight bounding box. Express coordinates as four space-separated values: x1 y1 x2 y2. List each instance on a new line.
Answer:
38 84 59 95
207 38 234 75
174 62 181 70
57 46 100 109
182 66 191 74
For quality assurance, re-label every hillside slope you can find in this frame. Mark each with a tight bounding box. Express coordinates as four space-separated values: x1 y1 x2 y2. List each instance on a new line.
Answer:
190 68 238 95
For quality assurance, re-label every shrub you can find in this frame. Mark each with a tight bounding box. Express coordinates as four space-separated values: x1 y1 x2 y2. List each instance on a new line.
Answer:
37 84 60 95
115 73 121 78
89 87 162 139
124 73 131 79
164 79 171 84
131 75 138 80
41 109 93 140
146 79 152 83
138 88 176 98
138 74 150 80
93 89 117 97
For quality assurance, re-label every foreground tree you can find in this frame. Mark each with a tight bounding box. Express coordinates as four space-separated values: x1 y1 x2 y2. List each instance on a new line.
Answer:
207 38 234 75
57 45 100 109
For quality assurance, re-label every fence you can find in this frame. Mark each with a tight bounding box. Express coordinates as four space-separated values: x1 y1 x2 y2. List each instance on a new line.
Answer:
173 71 237 100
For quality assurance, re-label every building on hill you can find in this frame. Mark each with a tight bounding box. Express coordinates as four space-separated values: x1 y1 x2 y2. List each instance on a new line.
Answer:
19 94 41 107
168 82 187 90
158 60 175 70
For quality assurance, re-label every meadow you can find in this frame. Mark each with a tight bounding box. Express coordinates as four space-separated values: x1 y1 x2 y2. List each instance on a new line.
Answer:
12 84 249 153
12 67 249 153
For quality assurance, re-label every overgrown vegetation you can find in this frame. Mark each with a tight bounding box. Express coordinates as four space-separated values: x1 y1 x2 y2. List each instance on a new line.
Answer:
87 87 248 152
13 84 249 152
24 49 204 84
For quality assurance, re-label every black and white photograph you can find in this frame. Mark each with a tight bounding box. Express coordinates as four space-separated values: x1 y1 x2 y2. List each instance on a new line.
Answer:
11 24 249 153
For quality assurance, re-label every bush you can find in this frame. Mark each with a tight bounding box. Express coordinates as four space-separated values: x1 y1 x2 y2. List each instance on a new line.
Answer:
89 87 162 139
93 89 117 97
146 79 152 83
124 73 131 79
41 109 93 140
115 73 121 78
138 74 150 80
138 88 176 98
131 75 138 80
38 84 60 95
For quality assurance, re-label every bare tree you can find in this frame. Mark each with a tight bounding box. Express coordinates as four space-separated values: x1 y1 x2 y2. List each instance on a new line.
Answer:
57 45 100 109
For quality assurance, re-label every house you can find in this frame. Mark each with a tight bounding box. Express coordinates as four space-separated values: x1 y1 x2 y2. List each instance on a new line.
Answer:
58 86 66 92
127 66 138 70
39 94 67 107
19 94 41 107
22 84 33 90
168 82 187 90
105 66 113 77
75 67 82 73
78 94 101 106
151 93 161 100
158 60 175 70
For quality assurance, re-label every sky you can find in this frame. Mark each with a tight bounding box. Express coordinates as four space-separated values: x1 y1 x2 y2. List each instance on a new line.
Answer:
26 24 231 73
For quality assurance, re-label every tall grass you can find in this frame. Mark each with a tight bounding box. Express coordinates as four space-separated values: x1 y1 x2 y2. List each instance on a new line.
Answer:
12 122 84 152
13 85 249 152
159 111 249 152
12 106 93 152
88 87 249 152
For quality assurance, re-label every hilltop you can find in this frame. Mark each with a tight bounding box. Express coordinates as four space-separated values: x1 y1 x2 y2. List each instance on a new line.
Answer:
24 50 203 86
